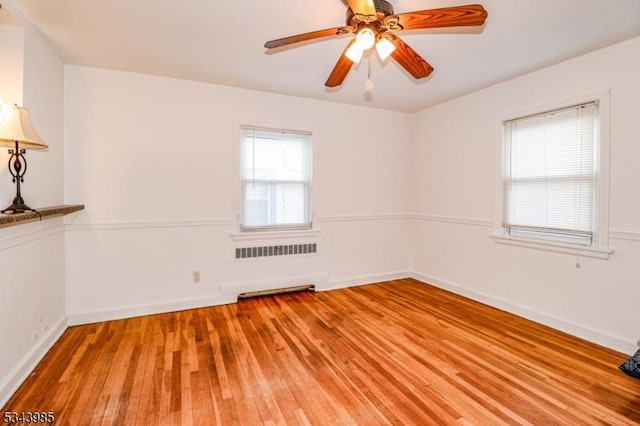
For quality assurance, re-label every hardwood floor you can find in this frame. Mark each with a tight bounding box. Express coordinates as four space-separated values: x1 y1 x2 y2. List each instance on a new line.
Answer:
3 279 639 425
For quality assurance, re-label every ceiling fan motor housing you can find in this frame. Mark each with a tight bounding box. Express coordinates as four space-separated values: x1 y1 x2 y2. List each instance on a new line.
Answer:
346 0 395 26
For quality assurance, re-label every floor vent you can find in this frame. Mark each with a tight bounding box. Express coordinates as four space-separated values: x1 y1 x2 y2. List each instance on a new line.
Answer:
238 284 315 301
235 243 317 259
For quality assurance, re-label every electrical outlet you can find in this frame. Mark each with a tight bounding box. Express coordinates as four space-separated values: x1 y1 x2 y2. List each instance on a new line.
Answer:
192 271 201 283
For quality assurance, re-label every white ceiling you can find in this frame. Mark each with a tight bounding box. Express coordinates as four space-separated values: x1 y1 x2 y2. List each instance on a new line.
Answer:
8 0 640 112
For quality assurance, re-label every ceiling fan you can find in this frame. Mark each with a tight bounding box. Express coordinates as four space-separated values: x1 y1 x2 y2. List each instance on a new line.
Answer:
264 1 488 87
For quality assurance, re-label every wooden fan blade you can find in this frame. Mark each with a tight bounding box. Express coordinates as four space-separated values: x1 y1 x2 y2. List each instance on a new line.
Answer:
345 0 376 16
389 35 433 79
325 43 355 87
389 4 487 31
265 26 352 49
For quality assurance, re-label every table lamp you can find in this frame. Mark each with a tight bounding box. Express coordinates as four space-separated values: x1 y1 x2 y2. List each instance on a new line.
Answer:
0 103 48 214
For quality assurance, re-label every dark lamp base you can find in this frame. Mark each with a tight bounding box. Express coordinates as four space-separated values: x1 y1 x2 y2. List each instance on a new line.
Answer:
1 203 36 214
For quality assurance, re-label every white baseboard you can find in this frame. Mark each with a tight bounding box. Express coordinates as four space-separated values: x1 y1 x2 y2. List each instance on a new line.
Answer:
411 271 637 355
67 271 408 326
67 294 237 326
322 271 410 292
0 316 68 408
68 271 403 326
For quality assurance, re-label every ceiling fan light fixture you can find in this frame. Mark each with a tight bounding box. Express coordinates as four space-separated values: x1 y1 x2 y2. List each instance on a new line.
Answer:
345 41 364 63
375 36 396 61
264 3 488 88
355 27 376 50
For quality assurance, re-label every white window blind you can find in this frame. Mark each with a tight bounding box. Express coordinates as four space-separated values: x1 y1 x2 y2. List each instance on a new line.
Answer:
503 102 598 245
241 126 312 230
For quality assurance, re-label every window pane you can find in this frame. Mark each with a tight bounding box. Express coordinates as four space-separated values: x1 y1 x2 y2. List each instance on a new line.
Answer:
244 182 270 227
241 127 311 229
242 132 311 182
275 182 307 225
243 182 308 227
505 177 593 232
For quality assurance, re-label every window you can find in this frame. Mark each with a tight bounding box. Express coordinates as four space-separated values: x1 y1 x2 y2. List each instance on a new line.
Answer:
240 126 312 231
502 101 601 246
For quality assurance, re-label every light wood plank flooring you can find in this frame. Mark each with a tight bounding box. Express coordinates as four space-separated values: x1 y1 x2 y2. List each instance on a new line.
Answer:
3 279 639 425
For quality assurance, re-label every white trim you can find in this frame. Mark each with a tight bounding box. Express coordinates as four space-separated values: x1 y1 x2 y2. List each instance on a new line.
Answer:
0 223 64 252
233 118 318 236
318 213 413 223
0 316 67 408
230 228 321 242
321 271 410 292
66 218 235 232
238 123 314 232
490 234 612 259
609 230 640 242
68 272 407 325
240 124 312 136
67 294 237 326
495 89 611 130
411 214 492 228
594 90 611 248
410 271 637 355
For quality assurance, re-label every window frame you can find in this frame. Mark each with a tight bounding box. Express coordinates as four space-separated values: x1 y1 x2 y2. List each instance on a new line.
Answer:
492 90 612 259
238 124 313 233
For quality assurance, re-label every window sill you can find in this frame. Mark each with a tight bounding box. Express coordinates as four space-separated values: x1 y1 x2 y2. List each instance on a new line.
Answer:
230 228 321 242
490 234 613 259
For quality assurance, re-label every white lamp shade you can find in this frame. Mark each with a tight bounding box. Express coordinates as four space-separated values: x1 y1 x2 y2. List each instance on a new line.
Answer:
375 37 396 61
345 41 364 63
0 104 48 150
355 27 375 50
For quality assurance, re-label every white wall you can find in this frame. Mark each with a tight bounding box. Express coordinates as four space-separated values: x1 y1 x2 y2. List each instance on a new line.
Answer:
0 24 24 202
0 25 23 105
0 1 66 408
411 36 640 354
21 17 65 208
64 66 412 323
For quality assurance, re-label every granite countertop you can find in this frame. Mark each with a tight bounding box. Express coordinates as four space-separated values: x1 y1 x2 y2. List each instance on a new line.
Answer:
0 204 85 228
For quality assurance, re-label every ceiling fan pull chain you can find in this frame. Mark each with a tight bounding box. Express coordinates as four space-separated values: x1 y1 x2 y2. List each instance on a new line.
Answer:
365 55 374 92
